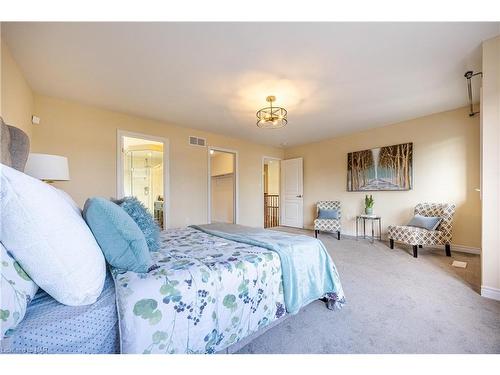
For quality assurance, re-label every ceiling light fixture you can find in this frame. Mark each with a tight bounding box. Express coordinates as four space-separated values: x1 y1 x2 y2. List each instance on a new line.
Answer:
256 96 287 129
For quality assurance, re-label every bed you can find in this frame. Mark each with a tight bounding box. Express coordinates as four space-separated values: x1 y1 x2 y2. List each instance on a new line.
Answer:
0 122 345 354
1 273 119 354
3 226 345 354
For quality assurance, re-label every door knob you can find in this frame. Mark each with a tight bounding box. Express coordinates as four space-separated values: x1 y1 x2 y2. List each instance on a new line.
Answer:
296 195 303 198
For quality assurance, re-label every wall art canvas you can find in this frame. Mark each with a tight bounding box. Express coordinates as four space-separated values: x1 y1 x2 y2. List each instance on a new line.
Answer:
347 142 413 191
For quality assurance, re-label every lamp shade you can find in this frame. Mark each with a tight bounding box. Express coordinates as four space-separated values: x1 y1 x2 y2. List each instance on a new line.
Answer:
25 153 70 181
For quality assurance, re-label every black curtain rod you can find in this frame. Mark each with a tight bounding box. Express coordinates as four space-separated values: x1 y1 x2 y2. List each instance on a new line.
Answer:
464 70 483 117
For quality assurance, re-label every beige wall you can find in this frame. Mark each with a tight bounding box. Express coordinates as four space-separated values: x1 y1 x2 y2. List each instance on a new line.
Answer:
0 40 34 138
285 106 481 249
31 94 283 228
481 35 500 299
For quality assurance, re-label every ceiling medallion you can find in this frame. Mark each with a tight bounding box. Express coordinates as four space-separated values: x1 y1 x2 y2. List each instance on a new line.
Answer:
256 95 287 129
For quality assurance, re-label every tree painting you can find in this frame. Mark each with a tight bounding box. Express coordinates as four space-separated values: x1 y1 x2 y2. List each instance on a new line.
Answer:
347 143 413 191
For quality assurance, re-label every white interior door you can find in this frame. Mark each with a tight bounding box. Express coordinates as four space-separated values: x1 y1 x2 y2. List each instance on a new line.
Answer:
280 157 303 228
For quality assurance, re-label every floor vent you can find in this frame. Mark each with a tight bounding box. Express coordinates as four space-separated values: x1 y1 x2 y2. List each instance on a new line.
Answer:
452 260 467 269
189 136 206 147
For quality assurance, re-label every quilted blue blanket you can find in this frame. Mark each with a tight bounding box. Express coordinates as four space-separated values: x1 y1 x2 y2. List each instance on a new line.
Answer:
190 224 345 314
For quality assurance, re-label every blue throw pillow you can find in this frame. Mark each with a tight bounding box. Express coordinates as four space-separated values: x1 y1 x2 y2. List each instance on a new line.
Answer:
83 197 154 273
407 214 442 231
318 209 339 220
114 197 160 252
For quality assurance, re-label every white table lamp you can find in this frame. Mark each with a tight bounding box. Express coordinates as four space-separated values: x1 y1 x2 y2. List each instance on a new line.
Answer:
25 153 70 182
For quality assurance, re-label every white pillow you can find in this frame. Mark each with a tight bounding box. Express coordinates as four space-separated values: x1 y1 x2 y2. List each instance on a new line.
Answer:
55 187 82 215
0 164 105 306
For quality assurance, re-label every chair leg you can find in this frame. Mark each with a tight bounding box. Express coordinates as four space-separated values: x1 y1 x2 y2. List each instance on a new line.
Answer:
337 231 341 240
445 244 451 257
314 230 318 238
412 245 418 258
389 239 394 249
418 245 423 248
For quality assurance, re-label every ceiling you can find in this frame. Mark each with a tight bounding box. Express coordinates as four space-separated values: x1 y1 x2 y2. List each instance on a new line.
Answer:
3 22 499 147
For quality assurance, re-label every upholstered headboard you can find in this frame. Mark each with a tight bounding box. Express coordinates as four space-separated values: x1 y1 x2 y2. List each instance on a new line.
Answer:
0 116 30 172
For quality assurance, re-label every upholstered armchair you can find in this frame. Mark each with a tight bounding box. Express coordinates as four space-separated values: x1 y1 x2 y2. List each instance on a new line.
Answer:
387 203 456 258
314 201 341 240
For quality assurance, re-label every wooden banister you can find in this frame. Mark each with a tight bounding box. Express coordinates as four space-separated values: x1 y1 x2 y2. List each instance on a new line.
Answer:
264 194 280 228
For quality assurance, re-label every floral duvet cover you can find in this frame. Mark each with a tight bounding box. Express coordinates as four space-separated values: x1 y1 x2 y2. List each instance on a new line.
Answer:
112 228 286 354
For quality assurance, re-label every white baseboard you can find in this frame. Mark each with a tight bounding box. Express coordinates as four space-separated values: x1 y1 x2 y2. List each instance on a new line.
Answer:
481 286 500 301
303 226 481 255
448 244 481 255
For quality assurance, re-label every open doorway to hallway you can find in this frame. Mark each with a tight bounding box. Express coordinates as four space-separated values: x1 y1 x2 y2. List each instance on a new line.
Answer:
263 157 281 228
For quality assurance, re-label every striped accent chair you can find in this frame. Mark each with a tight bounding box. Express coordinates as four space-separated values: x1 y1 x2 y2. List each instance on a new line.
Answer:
314 201 341 240
387 202 456 258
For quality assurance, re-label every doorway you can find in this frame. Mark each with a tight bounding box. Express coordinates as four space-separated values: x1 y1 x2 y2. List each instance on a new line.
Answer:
117 130 169 229
263 157 281 228
208 148 238 224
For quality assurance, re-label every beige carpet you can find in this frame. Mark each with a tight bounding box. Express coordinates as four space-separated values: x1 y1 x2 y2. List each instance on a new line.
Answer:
237 228 500 354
